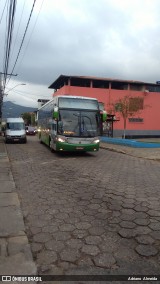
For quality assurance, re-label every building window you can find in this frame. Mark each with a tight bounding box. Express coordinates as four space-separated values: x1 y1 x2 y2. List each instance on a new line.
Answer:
93 80 109 89
128 117 144 123
147 85 160 92
130 84 144 91
129 97 144 110
70 78 90 87
111 82 128 90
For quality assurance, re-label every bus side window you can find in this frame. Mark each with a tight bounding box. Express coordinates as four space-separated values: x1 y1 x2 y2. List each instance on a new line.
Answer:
51 124 56 131
7 123 10 129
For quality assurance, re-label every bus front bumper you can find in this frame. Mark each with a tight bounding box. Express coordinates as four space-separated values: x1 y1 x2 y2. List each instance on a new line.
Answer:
56 141 99 152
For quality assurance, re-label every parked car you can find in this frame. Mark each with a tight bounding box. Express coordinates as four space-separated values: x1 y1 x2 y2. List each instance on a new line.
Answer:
26 126 36 135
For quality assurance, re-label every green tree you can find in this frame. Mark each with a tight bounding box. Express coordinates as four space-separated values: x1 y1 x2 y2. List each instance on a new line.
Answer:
112 95 144 139
21 112 32 125
30 112 36 126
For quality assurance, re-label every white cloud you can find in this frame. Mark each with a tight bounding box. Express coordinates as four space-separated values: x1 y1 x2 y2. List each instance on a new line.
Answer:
0 0 160 106
4 80 53 107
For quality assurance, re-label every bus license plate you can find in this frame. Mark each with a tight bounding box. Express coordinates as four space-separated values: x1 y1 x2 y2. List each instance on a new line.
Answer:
76 146 84 150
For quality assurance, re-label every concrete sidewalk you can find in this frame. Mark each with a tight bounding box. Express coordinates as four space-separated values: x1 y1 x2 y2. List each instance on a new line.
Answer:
0 136 37 276
100 141 160 161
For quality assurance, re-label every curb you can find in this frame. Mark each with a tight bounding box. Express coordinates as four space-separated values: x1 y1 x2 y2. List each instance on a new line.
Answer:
100 143 160 162
100 145 126 154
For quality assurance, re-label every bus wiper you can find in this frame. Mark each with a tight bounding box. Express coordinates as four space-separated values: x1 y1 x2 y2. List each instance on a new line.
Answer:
80 119 85 135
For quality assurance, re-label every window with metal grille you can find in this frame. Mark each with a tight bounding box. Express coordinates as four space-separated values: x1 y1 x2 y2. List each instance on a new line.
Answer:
128 117 144 122
129 97 144 111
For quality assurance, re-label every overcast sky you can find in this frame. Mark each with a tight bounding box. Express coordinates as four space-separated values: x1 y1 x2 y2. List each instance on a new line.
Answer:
0 0 160 107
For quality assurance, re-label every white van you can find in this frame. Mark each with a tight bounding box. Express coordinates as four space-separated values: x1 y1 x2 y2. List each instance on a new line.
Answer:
4 117 27 143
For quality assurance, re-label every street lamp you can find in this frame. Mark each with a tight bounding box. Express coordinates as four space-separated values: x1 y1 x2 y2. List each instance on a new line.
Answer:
4 83 26 96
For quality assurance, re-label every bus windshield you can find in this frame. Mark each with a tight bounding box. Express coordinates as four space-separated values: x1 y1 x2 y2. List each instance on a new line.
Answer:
58 110 100 137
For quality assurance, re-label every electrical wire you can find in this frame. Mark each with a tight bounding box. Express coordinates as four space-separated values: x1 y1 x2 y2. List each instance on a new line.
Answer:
0 0 8 25
11 88 52 98
8 0 37 83
15 0 44 74
3 0 17 89
2 0 10 89
10 0 26 63
3 0 17 82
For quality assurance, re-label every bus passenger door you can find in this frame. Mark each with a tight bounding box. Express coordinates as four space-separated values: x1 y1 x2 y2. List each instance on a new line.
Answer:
51 123 57 151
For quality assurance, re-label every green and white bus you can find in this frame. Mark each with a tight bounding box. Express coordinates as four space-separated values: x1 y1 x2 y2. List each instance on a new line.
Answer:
38 95 105 152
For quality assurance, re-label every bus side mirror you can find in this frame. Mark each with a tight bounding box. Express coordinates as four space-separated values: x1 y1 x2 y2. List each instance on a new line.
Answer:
102 111 107 122
53 107 58 119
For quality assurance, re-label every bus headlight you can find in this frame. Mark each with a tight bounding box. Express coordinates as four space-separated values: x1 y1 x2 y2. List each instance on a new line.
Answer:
57 137 66 143
93 139 100 144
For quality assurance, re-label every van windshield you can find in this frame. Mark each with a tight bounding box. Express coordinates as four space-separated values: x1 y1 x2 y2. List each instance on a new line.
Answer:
7 122 25 131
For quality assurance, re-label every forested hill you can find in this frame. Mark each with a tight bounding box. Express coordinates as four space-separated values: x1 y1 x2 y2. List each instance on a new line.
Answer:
2 101 37 119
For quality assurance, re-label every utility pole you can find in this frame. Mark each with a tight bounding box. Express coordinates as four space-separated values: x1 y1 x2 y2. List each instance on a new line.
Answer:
0 72 17 126
0 73 4 126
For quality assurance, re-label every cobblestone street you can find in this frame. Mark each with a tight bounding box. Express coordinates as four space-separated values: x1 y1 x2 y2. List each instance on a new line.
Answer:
5 136 160 281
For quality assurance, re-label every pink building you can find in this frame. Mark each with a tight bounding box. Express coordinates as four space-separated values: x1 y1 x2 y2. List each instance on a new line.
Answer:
49 75 160 138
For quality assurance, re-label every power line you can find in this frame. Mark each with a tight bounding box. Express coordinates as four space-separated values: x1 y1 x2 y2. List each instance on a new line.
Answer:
12 89 52 98
15 0 44 74
3 0 17 88
8 0 37 83
10 0 26 63
3 0 11 85
0 0 17 121
0 0 8 25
